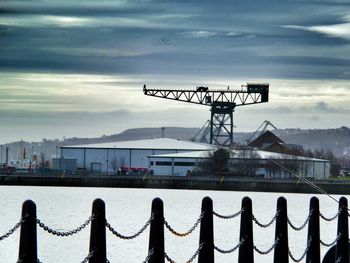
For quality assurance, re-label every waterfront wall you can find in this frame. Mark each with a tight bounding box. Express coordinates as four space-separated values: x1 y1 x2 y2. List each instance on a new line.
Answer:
1 174 350 195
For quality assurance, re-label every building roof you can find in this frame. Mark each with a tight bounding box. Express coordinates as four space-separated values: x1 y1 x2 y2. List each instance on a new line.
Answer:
61 138 213 151
149 149 329 162
248 130 284 149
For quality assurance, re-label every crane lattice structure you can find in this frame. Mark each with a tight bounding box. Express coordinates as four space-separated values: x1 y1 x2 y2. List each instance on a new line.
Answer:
143 83 269 146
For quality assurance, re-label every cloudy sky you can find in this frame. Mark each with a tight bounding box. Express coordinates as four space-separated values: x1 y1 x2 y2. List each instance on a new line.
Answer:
1 0 350 143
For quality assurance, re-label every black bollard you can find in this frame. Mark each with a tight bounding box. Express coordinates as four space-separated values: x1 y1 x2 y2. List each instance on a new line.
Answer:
18 200 37 263
238 197 253 263
273 196 288 263
335 197 349 263
89 198 107 263
306 197 320 263
148 198 164 263
198 196 214 263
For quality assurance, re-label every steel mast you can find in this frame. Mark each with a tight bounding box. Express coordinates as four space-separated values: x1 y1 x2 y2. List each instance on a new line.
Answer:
143 83 269 146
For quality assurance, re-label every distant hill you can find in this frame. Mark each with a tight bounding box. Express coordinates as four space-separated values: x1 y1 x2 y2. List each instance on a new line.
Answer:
2 126 350 162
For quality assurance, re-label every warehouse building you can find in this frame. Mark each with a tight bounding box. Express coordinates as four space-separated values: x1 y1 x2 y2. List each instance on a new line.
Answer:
148 149 330 179
59 138 213 173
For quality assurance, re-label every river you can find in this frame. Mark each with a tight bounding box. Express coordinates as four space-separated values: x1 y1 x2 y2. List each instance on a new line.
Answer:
0 186 344 262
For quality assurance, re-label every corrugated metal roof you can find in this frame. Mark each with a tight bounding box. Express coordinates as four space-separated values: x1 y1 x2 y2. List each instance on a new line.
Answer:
62 138 213 150
149 149 329 162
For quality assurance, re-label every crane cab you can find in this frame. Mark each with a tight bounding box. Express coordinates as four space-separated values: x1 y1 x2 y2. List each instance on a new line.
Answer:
247 83 269 102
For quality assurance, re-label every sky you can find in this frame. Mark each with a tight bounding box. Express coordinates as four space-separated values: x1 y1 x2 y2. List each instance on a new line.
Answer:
1 0 350 143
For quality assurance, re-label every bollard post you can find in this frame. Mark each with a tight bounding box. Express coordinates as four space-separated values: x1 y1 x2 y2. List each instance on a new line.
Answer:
238 197 253 263
306 197 320 263
18 200 37 263
148 198 164 263
273 196 288 263
335 197 349 263
198 196 214 263
89 198 107 263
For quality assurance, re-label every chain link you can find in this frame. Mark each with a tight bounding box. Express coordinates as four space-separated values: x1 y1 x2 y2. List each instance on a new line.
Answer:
164 213 202 237
0 218 24 242
213 209 244 219
106 216 152 240
143 248 154 263
214 239 244 254
320 210 340 222
254 238 279 255
164 243 203 263
288 237 312 262
288 210 313 231
320 234 341 247
252 211 279 228
81 250 94 263
37 215 94 237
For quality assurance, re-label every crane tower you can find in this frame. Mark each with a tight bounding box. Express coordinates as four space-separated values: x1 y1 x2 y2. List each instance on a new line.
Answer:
143 83 269 146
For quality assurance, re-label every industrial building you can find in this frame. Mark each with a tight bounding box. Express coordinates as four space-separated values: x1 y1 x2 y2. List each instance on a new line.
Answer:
59 138 213 173
57 136 330 179
148 149 330 179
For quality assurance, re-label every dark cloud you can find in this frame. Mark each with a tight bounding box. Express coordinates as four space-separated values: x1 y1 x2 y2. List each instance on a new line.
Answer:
2 0 350 79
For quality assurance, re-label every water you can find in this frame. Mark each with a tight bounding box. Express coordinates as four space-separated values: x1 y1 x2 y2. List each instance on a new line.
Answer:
0 186 344 262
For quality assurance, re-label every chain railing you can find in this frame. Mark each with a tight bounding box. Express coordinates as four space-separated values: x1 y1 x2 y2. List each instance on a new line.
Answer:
288 237 312 262
142 248 154 263
320 210 340 222
81 250 95 263
0 218 24 242
214 239 244 254
164 213 202 237
164 243 203 263
5 196 350 263
106 215 152 240
287 210 313 231
252 211 279 228
213 209 244 219
36 215 94 237
320 233 341 247
254 238 279 255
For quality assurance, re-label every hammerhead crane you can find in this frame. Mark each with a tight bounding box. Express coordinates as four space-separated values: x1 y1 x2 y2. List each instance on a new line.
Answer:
143 83 269 146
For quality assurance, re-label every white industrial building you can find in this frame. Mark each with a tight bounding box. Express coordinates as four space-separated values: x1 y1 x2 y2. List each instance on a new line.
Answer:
59 138 213 173
148 149 331 179
59 137 330 179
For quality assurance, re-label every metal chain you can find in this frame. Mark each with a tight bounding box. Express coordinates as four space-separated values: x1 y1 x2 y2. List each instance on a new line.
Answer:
288 237 312 262
320 210 340 222
106 216 152 240
320 234 341 247
36 215 94 237
0 218 24 242
143 248 154 263
289 248 308 263
214 239 244 254
164 213 203 237
164 243 203 263
288 210 313 231
254 238 279 255
252 211 279 228
81 250 94 263
213 209 244 219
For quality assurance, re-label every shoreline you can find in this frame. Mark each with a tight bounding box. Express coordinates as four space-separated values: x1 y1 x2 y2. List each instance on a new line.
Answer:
1 174 349 195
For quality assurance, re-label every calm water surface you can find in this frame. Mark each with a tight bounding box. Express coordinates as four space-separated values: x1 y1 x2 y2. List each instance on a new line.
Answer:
0 186 344 262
